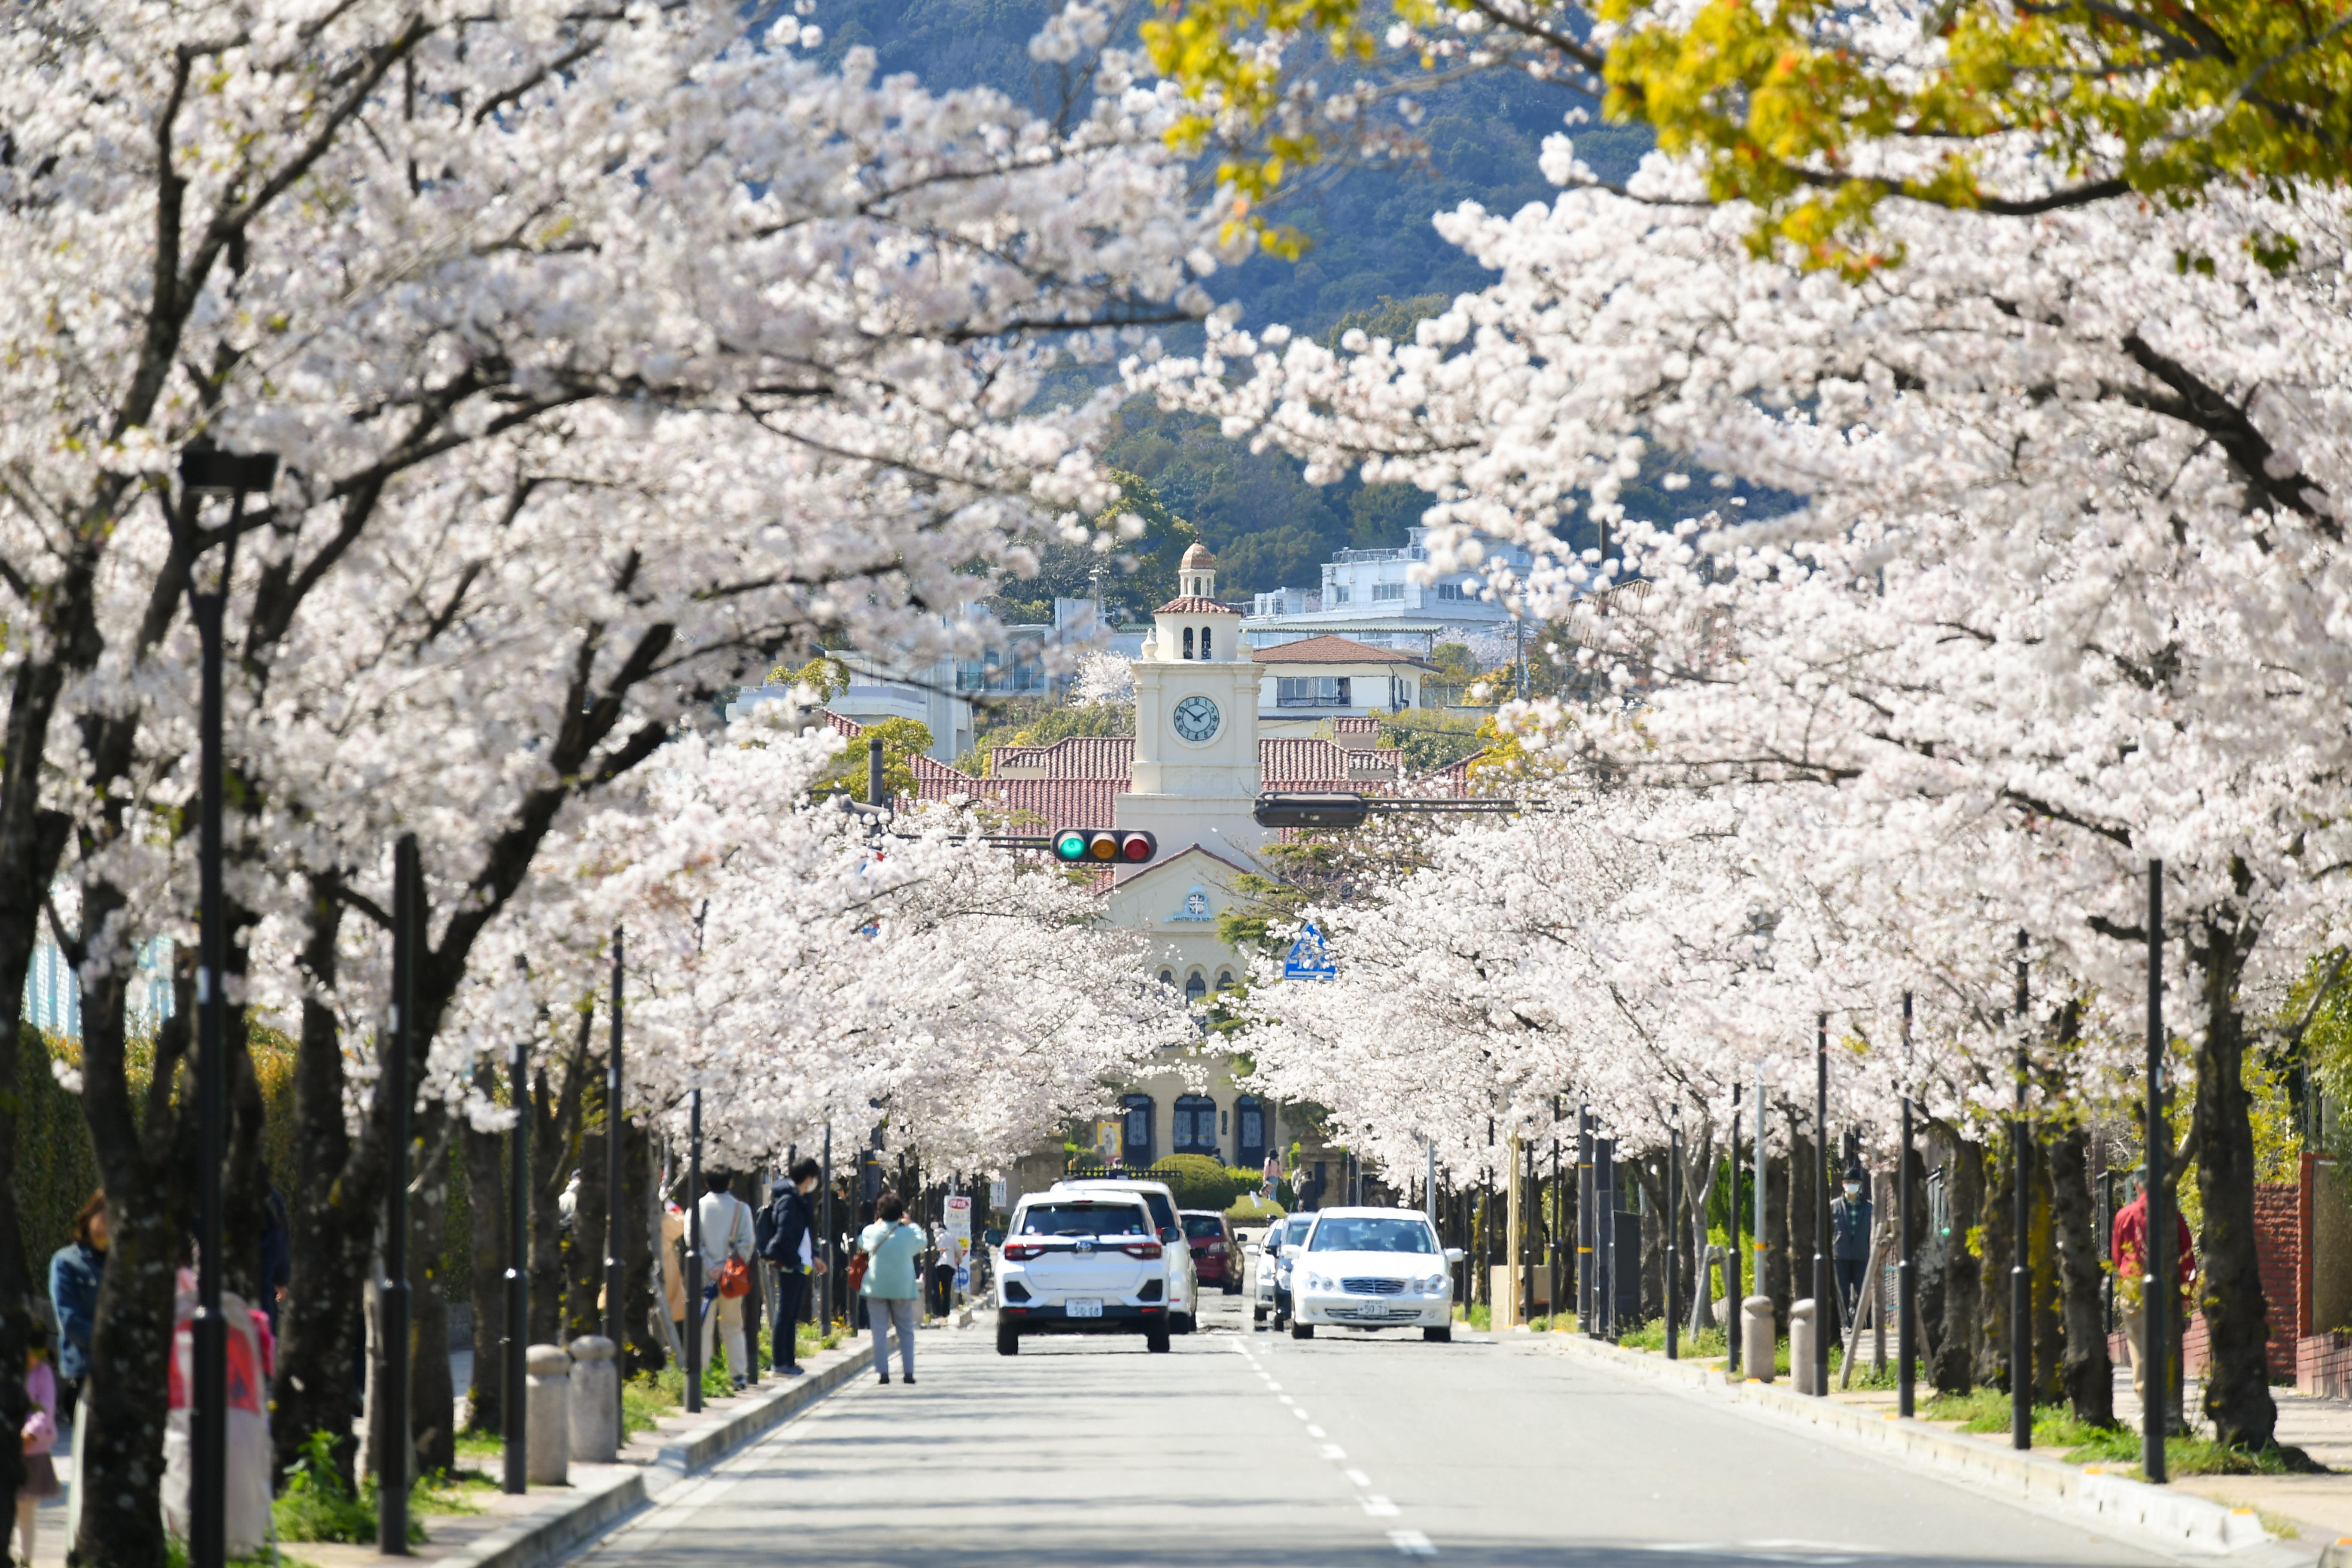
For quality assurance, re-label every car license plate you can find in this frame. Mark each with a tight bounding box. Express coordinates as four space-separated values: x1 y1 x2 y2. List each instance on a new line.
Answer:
1066 1298 1103 1318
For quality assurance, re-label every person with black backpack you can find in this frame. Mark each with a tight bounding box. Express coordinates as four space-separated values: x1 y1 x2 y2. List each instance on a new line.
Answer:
758 1158 825 1375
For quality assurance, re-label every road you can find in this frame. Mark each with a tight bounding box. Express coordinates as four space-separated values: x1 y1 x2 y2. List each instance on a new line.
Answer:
572 1287 2173 1568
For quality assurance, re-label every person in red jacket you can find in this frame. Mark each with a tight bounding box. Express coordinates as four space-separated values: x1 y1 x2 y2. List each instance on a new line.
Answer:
2112 1170 2196 1402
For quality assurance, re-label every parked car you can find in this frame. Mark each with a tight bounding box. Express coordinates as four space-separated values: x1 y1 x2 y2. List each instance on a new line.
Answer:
1251 1211 1317 1330
1284 1206 1464 1343
995 1190 1172 1355
1180 1210 1241 1295
1050 1177 1201 1332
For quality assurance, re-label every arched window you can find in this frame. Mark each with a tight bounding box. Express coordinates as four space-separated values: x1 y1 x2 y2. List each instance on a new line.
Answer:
1184 971 1207 1005
1122 1094 1155 1167
1216 968 1234 992
1159 968 1175 987
1182 627 1194 659
1235 1095 1267 1170
1174 1094 1219 1157
1201 625 1214 661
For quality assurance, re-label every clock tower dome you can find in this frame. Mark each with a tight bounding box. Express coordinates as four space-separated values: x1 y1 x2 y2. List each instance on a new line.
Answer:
1114 545 1269 867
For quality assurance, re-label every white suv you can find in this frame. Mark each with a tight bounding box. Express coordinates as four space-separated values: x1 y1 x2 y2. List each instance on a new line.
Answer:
1049 1178 1201 1333
1284 1206 1463 1342
996 1191 1173 1354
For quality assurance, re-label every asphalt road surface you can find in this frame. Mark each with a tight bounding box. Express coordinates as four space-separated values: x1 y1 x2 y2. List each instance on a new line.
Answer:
572 1288 2174 1568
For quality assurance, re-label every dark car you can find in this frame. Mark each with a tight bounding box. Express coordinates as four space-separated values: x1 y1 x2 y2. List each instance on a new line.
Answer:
1180 1210 1241 1295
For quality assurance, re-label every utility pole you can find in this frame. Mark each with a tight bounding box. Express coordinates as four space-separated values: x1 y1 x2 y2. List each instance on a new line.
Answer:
380 835 420 1555
605 929 627 1445
1727 1096 1743 1374
1577 1105 1593 1334
686 1088 703 1414
1666 1114 1680 1360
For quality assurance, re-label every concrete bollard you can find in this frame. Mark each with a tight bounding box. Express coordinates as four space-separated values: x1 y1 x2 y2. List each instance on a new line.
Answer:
1790 1299 1817 1396
567 1336 619 1464
525 1344 572 1485
1740 1295 1775 1383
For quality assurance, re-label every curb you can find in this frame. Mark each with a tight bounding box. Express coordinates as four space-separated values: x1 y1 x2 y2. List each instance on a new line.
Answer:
438 1349 869 1568
1539 1334 2277 1559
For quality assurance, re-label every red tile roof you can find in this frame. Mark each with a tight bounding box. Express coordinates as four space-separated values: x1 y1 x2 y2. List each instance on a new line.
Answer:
988 736 1137 777
1153 596 1243 615
1251 634 1436 667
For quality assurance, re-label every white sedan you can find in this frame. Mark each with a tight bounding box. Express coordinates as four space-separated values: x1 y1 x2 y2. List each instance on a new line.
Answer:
1286 1207 1464 1342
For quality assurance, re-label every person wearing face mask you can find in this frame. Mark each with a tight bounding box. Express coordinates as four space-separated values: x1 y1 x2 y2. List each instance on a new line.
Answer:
1829 1161 1873 1342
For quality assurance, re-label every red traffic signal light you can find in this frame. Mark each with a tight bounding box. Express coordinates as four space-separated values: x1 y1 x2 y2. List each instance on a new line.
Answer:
1053 828 1158 865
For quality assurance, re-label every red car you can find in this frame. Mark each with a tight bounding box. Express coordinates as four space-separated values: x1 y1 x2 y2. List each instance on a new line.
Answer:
1181 1210 1242 1295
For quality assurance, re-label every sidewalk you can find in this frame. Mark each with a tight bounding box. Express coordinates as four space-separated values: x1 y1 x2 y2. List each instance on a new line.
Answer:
1530 1329 2352 1559
31 1326 888 1568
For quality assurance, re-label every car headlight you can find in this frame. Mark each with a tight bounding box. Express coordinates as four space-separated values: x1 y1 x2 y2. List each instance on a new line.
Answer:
1306 1273 1332 1292
1421 1274 1447 1294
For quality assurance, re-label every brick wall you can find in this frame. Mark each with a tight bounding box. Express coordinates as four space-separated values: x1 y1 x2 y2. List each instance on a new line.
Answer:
2299 1332 2352 1398
2253 1179 2304 1374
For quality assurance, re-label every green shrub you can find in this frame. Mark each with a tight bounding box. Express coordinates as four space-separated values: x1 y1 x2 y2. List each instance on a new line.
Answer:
1225 1191 1285 1224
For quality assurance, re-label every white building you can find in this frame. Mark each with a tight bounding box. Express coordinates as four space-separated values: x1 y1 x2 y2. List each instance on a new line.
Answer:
1245 527 1537 652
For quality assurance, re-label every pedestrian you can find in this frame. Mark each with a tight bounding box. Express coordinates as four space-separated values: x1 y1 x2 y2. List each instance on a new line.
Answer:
1261 1148 1281 1199
858 1192 925 1386
1829 1162 1872 1339
2111 1168 2195 1405
558 1169 583 1234
49 1190 104 1416
698 1171 756 1389
660 1197 689 1350
759 1158 826 1375
17 1313 61 1565
258 1189 292 1335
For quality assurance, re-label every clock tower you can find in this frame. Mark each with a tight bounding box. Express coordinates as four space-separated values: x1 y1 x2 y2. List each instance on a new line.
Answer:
1115 544 1269 868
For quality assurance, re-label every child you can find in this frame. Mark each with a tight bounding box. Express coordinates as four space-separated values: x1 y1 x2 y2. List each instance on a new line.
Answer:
19 1319 61 1563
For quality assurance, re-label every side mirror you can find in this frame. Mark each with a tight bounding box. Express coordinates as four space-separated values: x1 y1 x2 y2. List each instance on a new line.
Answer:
983 1228 1004 1246
1160 1226 1181 1244
1444 1248 1466 1264
1244 1245 1262 1257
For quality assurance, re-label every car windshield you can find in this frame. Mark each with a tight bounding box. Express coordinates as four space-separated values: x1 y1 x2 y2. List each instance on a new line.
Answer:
1307 1217 1437 1254
1017 1203 1149 1237
1182 1215 1225 1239
1284 1216 1315 1244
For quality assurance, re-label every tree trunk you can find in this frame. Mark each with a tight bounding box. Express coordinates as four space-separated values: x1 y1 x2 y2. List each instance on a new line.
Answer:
528 1032 587 1347
566 1116 608 1345
1931 1127 1981 1396
1765 1146 1792 1333
405 1100 457 1480
2190 908 2278 1450
72 897 191 1568
2030 1130 2064 1404
2048 1120 2114 1426
623 1117 663 1377
1787 1114 1816 1321
463 1070 508 1433
1978 1135 2014 1392
273 879 381 1486
1688 1142 1722 1334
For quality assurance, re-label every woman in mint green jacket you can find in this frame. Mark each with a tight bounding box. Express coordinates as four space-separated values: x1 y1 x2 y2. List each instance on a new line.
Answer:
860 1192 926 1385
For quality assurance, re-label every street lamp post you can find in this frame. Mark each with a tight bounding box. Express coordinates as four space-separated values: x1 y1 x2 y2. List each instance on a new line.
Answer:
2145 863 2169 1481
504 1034 529 1495
2013 930 2031 1450
380 834 420 1555
686 1088 703 1414
604 929 626 1443
1665 1112 1680 1361
1898 991 1917 1419
1814 1015 1831 1397
1727 1096 1742 1375
1576 1105 1593 1336
176 445 277 1568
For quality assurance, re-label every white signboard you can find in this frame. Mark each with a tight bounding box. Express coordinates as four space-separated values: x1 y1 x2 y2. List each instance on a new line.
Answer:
945 1193 974 1242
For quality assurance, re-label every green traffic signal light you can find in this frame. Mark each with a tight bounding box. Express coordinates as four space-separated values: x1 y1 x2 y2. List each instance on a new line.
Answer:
1054 829 1091 862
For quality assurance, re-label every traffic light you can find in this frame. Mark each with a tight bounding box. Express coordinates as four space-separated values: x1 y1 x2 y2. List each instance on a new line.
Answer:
1053 828 1158 865
1252 792 1369 829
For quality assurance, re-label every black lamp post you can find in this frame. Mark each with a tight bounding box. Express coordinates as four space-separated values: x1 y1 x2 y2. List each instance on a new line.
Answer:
1665 1112 1680 1360
1898 991 1917 1419
604 929 626 1442
1727 1096 1742 1375
2012 930 2031 1451
2145 862 2169 1481
175 445 277 1568
686 1088 703 1414
1814 1014 1831 1397
504 1034 529 1495
379 834 420 1555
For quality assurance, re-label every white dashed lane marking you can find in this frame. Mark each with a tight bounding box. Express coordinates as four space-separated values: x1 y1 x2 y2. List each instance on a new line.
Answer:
1391 1529 1437 1557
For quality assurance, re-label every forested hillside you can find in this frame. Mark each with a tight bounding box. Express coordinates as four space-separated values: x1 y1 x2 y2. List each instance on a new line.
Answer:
809 0 1737 600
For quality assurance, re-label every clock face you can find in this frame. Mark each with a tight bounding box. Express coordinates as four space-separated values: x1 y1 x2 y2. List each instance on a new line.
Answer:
1171 694 1221 743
